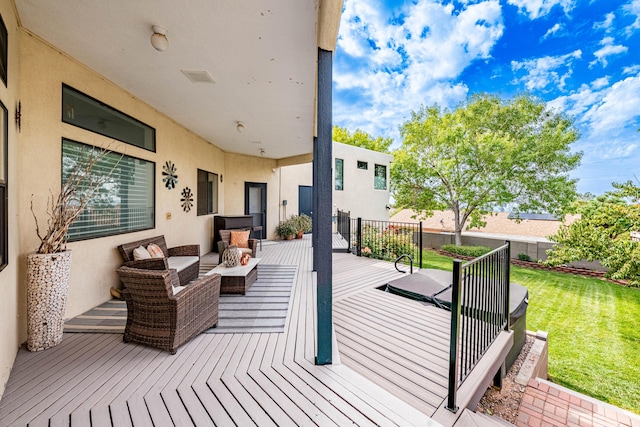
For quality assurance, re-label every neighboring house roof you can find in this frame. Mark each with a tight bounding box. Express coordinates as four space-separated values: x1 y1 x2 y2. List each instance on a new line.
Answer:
507 212 560 221
390 209 580 239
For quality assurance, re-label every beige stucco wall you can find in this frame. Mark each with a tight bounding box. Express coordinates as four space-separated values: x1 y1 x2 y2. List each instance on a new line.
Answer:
0 0 22 402
279 142 393 224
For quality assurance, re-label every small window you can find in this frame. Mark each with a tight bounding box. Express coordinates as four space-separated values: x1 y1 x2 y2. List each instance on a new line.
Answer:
374 164 387 190
0 100 7 271
62 85 156 152
197 169 219 215
63 139 155 241
335 158 344 191
357 161 368 170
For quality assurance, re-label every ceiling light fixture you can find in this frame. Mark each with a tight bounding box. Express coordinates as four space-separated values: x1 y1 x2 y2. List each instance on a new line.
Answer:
236 122 245 133
150 25 169 51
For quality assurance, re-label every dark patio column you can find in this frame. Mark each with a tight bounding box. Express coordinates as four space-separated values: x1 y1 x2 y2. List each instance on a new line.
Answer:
315 47 332 365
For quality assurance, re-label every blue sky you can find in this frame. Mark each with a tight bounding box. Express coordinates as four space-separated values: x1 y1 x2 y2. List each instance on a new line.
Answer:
333 0 640 196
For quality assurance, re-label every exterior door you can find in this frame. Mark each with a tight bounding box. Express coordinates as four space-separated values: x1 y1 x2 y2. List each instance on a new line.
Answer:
298 185 313 219
245 182 266 238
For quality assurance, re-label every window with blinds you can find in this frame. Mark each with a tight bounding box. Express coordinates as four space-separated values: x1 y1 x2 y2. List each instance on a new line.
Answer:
63 139 155 241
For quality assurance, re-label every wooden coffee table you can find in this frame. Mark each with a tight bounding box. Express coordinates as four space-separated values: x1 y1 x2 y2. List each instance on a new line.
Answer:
206 258 260 295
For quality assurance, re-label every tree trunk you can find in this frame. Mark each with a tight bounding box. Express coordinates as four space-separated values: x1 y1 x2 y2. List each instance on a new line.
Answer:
453 208 463 245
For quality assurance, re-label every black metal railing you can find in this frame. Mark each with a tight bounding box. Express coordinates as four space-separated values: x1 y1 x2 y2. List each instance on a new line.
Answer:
446 241 510 412
349 217 423 268
337 209 351 252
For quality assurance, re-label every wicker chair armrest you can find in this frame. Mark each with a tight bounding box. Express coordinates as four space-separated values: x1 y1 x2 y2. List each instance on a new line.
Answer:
171 273 221 304
124 258 168 270
248 239 257 249
168 244 200 257
217 241 228 254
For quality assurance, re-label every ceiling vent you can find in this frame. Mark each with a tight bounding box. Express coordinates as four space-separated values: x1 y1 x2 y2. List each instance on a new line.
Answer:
181 70 216 83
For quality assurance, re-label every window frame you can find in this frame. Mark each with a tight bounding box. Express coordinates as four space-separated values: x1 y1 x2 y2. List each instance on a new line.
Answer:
374 163 387 190
63 138 156 242
335 158 344 191
197 168 219 216
0 99 7 271
357 160 368 170
62 84 156 152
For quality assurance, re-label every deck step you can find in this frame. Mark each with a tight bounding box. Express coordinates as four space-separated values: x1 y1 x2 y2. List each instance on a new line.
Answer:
454 409 515 426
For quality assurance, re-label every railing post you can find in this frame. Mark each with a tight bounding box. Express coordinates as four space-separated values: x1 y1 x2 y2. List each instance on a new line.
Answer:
419 221 423 268
347 212 351 254
356 217 362 257
447 259 463 413
504 240 511 331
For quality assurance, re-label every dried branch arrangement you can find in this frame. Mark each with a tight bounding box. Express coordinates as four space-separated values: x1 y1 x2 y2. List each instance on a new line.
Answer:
30 144 121 254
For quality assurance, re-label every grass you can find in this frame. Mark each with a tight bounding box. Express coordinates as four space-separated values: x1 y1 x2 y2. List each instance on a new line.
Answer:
421 249 640 414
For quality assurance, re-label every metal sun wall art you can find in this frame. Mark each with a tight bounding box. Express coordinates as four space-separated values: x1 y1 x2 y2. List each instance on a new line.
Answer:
181 187 193 212
162 160 178 189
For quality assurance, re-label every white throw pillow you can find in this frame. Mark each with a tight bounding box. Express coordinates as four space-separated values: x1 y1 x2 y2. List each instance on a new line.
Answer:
133 245 151 260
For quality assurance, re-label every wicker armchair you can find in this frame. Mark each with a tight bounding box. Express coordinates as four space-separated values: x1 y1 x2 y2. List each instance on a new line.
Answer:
117 235 200 285
217 229 257 258
116 266 221 354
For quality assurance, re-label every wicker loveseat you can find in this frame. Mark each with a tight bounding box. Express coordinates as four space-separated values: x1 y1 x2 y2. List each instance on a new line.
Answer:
117 235 200 285
116 266 221 354
217 229 257 258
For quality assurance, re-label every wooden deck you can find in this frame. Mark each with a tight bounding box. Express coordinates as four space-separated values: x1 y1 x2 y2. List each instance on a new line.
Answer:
0 236 510 426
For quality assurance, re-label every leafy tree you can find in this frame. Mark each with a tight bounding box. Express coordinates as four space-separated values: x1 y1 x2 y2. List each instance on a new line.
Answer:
333 125 393 153
392 93 582 245
545 181 640 286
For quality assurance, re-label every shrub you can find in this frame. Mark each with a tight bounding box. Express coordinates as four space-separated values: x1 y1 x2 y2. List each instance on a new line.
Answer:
440 244 492 258
517 253 532 262
359 224 416 261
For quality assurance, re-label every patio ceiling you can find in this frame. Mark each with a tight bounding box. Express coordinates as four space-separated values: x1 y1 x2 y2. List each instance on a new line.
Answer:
14 1 331 160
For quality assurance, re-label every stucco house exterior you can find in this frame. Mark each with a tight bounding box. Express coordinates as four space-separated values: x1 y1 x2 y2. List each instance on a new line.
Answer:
0 0 342 399
279 141 394 224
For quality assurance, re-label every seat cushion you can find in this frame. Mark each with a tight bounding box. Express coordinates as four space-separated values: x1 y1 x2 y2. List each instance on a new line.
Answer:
239 247 253 255
230 230 250 248
167 256 199 272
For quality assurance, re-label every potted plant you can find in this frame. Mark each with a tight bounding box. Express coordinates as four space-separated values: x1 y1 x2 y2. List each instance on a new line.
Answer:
298 213 312 234
275 219 296 240
27 144 118 351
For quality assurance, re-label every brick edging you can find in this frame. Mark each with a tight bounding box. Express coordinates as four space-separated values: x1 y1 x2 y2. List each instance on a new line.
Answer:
436 250 629 286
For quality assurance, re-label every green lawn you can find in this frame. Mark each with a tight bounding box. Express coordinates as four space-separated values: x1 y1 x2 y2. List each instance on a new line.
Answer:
421 250 640 414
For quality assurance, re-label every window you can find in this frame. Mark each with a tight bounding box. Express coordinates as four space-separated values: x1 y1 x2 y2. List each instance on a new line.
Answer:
197 169 218 215
63 139 155 241
374 164 387 190
335 158 344 191
62 85 156 152
0 100 7 271
357 161 368 170
0 14 7 87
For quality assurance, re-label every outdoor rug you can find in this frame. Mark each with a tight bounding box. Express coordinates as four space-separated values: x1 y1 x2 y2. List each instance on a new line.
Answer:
64 264 296 334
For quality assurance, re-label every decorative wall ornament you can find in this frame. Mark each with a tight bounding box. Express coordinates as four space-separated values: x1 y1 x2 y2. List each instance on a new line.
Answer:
181 187 193 212
162 160 178 189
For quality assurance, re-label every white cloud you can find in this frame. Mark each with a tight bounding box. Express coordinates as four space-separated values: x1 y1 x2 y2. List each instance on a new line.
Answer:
541 23 562 40
624 0 640 35
552 73 640 138
511 50 581 91
623 64 640 74
589 37 628 68
591 76 610 89
334 0 505 140
506 0 574 19
593 12 615 32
